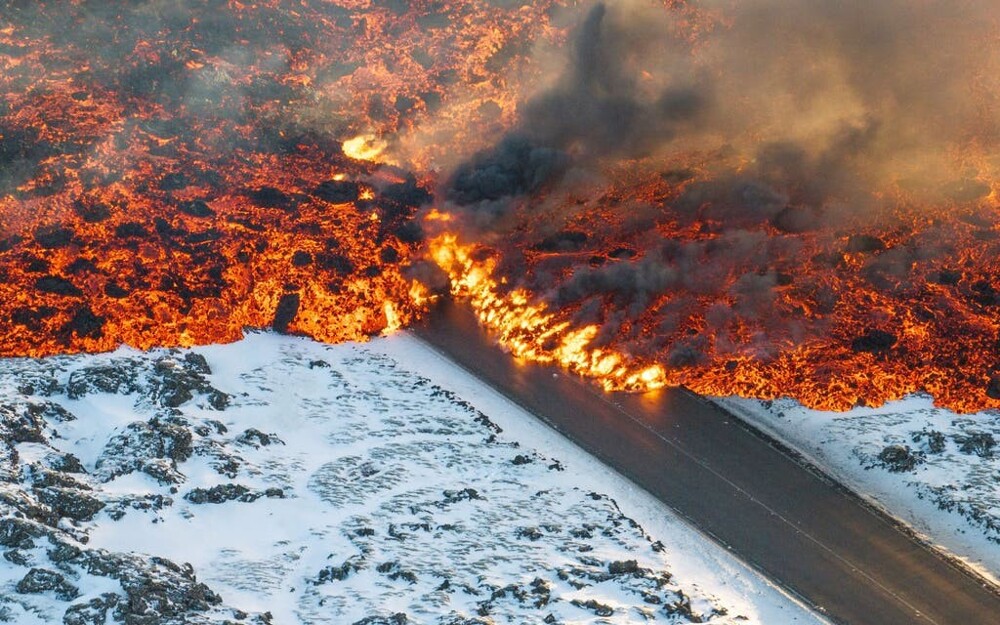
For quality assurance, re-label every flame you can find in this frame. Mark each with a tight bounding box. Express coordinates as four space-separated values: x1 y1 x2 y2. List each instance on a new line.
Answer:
342 134 388 162
430 233 667 392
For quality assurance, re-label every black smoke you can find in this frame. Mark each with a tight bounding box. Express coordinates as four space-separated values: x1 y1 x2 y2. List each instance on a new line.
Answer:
438 0 1000 366
445 1 708 217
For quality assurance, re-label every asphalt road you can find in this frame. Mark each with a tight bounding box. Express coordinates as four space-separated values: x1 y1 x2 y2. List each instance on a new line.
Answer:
414 300 1000 625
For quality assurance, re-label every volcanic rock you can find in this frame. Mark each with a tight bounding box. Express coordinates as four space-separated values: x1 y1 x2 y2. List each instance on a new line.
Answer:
850 329 897 354
114 222 148 238
36 275 83 296
314 179 361 204
63 593 121 625
272 293 300 334
63 306 105 340
236 428 283 448
34 226 75 249
845 234 886 253
249 186 295 210
987 376 1000 400
16 567 80 601
184 483 262 504
178 199 214 218
34 486 105 521
957 432 996 457
67 363 143 398
876 444 923 472
94 419 193 483
533 231 588 252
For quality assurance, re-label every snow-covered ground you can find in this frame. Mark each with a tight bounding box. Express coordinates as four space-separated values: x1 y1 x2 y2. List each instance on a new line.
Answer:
716 395 1000 584
0 332 824 624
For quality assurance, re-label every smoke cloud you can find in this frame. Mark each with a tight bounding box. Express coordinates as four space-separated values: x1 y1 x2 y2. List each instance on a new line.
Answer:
440 0 1000 370
447 0 999 221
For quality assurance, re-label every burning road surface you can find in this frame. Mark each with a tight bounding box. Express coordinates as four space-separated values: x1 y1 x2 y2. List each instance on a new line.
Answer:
1 1 999 412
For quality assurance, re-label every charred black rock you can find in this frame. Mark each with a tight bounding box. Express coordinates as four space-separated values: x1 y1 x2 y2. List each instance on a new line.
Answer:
876 444 923 472
248 186 294 210
845 234 887 253
533 231 588 252
314 179 360 204
179 199 214 218
159 172 189 191
36 276 83 296
34 226 75 249
272 293 300 334
16 567 80 601
114 222 148 238
850 329 897 354
957 432 996 457
291 251 313 267
184 483 259 504
63 593 121 625
62 306 105 340
987 376 1000 400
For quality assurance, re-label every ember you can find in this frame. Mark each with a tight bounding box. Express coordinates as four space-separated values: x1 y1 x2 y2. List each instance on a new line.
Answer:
2 1 999 413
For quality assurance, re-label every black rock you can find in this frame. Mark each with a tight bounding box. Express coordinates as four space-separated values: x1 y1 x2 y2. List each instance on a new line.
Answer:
67 363 142 398
314 179 361 204
63 592 121 625
34 226 75 249
184 483 259 504
35 486 106 521
73 199 112 223
851 329 897 354
249 186 294 210
236 428 283 448
987 376 1000 400
533 231 588 252
179 199 214 218
159 172 189 191
16 567 80 601
291 251 313 267
62 306 105 340
272 293 300 334
877 444 923 472
0 518 53 549
352 614 408 625
845 234 887 253
36 275 83 296
957 432 996 457
608 560 640 575
114 222 148 238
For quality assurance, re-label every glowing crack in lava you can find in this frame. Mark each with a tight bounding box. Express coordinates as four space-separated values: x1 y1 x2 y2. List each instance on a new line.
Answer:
2 0 1000 413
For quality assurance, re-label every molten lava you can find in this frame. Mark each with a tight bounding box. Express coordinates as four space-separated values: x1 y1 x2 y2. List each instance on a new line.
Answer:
3 1 1000 413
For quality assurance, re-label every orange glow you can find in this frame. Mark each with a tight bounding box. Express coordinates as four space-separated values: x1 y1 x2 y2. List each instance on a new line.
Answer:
2 1 1000 416
430 233 668 392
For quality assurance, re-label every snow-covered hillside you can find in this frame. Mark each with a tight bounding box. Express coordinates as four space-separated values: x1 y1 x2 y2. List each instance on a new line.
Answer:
0 332 822 624
717 395 1000 583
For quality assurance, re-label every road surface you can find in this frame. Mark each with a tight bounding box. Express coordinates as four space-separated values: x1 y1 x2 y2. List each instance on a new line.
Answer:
414 300 1000 625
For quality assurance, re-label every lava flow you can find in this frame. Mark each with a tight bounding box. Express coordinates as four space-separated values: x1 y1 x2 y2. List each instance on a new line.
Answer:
0 0 559 355
3 1 1000 413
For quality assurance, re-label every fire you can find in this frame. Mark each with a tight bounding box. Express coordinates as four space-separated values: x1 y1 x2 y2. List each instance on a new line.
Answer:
342 134 388 163
430 233 668 392
2 0 1000 415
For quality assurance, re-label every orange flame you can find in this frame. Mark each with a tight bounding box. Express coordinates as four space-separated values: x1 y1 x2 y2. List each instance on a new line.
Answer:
430 233 667 392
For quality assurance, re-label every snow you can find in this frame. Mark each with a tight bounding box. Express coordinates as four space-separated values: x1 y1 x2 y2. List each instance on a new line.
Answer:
716 394 1000 585
0 331 827 624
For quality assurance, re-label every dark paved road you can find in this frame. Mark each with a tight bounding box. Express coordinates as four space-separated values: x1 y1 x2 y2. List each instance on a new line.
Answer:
414 300 1000 625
